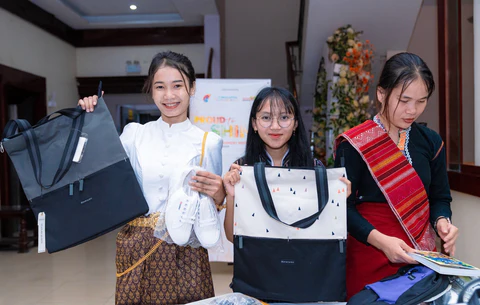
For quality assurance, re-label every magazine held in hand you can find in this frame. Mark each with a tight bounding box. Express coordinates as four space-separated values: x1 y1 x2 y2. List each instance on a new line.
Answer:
408 251 480 277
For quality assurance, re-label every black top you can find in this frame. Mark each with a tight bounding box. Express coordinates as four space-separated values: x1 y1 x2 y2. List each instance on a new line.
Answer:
334 122 452 245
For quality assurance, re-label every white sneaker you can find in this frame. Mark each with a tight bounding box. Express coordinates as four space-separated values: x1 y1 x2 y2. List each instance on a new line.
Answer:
165 167 199 246
194 195 221 248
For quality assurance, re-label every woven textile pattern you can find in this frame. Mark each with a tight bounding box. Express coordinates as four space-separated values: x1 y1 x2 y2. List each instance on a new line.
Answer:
115 215 214 305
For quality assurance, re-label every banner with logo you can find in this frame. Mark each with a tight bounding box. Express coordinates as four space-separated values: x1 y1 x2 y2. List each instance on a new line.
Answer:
190 78 271 262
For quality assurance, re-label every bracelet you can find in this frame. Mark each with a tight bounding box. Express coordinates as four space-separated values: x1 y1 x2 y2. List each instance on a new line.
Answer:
433 216 451 234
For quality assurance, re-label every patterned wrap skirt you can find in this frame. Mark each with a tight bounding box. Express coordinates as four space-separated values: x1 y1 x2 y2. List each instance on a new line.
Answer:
115 213 215 305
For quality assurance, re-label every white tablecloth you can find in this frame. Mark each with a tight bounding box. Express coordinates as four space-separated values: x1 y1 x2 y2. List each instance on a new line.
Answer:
187 293 346 305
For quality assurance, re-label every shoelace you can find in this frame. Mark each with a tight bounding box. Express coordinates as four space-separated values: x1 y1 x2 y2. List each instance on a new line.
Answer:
197 217 217 227
180 215 196 224
197 204 217 227
179 199 198 224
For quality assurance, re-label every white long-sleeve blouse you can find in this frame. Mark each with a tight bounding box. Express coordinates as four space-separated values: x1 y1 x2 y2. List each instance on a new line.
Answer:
120 117 223 215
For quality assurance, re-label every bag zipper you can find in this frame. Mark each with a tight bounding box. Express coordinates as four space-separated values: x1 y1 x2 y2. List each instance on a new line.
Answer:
79 178 84 192
0 142 4 153
339 239 345 253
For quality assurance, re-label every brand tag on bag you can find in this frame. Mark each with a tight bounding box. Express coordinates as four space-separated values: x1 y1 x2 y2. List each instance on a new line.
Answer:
72 133 88 163
38 212 46 253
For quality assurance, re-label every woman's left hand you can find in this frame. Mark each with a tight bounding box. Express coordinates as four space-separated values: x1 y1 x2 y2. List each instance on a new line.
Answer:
339 177 352 197
190 171 226 207
436 219 459 256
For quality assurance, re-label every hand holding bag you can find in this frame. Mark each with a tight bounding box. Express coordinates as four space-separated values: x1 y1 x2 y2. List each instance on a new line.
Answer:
1 83 149 253
232 163 347 303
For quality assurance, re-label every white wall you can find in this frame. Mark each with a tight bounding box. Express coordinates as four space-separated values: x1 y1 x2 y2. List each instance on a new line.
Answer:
103 93 151 130
450 191 480 267
409 2 480 267
76 44 205 77
0 8 78 110
407 2 440 132
224 0 299 87
408 1 475 161
300 0 422 111
403 2 480 266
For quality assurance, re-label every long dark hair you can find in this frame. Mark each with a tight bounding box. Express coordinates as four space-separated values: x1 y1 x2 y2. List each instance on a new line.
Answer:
244 87 313 167
376 52 435 127
143 51 196 95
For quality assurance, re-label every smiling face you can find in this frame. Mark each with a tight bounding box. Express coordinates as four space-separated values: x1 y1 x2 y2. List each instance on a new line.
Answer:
151 65 195 125
252 98 298 156
378 77 428 133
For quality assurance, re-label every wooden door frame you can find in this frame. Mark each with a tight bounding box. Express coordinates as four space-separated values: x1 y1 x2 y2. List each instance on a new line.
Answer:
0 64 46 206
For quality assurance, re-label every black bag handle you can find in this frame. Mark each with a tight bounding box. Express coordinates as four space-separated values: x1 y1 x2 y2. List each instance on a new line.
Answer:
2 81 102 189
23 111 85 189
3 115 85 189
36 81 101 126
97 80 103 97
37 107 84 125
29 81 103 188
2 119 32 139
253 162 329 229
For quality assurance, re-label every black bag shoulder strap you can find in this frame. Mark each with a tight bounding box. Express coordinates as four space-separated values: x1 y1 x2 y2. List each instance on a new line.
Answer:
2 107 90 190
1 82 104 189
253 162 329 229
97 80 103 97
2 119 31 139
24 112 85 189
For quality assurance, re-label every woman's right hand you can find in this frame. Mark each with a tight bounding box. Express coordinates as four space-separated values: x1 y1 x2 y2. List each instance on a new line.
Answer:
367 229 418 264
223 163 242 243
223 163 242 197
78 91 103 112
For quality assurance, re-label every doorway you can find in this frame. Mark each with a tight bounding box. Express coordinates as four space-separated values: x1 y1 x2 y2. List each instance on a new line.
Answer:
0 64 46 241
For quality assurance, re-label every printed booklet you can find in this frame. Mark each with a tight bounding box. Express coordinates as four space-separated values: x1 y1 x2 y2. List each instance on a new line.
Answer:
408 251 480 277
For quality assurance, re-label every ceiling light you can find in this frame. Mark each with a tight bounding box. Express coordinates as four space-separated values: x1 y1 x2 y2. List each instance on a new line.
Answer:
130 4 137 10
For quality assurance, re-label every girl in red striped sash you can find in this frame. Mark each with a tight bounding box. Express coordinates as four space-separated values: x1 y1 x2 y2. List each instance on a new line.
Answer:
334 52 459 299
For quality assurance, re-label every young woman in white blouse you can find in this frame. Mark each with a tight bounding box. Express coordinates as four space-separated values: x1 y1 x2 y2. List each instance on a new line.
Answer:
79 51 226 304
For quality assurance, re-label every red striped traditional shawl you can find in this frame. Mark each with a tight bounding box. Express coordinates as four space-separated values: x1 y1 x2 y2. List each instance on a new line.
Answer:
336 120 436 251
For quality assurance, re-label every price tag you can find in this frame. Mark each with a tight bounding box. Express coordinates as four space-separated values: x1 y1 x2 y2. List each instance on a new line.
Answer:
73 133 88 163
38 212 46 253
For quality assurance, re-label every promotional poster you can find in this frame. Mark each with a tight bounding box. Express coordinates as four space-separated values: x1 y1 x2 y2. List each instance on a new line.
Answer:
190 78 271 261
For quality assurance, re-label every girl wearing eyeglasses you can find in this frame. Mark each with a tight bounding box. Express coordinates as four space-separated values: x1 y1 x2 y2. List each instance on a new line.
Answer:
222 86 351 243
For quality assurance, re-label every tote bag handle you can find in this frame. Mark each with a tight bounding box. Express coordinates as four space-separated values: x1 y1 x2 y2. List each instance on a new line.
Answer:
1 81 103 189
2 119 32 139
10 111 85 189
37 107 84 125
253 162 329 229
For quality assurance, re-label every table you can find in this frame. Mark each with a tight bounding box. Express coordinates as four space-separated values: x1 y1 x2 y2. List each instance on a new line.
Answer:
187 293 346 305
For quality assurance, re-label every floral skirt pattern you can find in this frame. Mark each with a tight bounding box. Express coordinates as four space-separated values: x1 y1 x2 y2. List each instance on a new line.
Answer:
115 214 214 305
